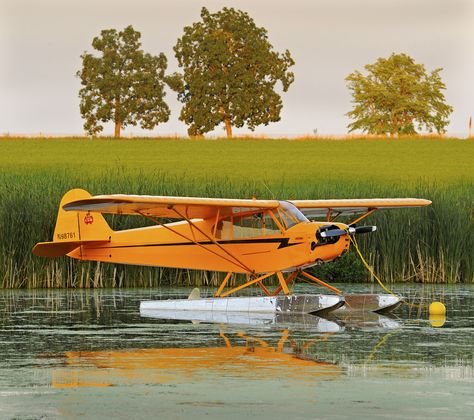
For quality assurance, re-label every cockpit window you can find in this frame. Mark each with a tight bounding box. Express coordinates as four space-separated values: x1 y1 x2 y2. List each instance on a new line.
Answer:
214 210 281 239
276 201 308 229
213 203 307 240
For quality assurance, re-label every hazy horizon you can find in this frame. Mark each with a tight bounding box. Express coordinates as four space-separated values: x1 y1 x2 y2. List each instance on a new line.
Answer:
1 0 473 137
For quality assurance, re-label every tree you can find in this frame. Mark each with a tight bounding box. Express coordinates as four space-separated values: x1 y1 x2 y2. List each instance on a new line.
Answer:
345 53 452 136
77 25 170 138
168 7 295 138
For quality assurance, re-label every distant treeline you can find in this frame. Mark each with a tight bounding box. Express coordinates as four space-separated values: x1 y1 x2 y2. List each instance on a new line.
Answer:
76 7 453 138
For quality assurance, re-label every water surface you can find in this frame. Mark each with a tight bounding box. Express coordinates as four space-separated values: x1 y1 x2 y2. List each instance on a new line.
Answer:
0 284 473 419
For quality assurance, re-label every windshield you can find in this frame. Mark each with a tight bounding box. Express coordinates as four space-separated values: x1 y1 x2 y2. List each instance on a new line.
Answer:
276 201 308 229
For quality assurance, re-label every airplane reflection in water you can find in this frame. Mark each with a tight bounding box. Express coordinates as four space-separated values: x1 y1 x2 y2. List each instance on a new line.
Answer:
51 313 401 389
52 329 342 388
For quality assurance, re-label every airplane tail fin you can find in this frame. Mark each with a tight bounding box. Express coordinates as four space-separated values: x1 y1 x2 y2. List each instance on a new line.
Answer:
33 189 112 257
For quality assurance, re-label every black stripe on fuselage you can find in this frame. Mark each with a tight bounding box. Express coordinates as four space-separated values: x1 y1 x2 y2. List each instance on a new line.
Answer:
87 237 303 250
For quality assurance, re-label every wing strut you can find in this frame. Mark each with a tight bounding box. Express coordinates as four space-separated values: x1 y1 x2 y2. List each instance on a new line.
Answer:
214 272 232 297
219 272 275 298
300 271 342 295
276 272 290 294
172 208 255 274
326 210 342 223
272 271 298 296
215 272 272 297
349 208 377 225
256 279 272 296
136 211 252 274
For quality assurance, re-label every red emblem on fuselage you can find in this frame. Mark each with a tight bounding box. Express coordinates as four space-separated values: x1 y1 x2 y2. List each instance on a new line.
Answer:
84 214 94 225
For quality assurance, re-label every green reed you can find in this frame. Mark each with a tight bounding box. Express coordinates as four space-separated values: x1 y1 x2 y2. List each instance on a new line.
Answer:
0 137 472 287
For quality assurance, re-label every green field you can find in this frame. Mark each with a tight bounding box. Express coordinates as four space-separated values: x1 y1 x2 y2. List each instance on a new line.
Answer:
1 137 471 184
0 137 472 288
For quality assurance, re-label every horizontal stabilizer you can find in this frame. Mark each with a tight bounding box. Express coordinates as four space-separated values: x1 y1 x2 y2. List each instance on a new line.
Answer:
33 240 109 258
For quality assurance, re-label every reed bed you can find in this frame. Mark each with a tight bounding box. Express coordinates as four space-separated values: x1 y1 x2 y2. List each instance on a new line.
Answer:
0 137 472 288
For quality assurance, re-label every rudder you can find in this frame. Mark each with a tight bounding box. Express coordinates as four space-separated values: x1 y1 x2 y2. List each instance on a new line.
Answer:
53 188 112 242
33 189 112 257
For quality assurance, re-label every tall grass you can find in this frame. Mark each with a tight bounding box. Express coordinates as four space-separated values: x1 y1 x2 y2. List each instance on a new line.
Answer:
0 138 472 287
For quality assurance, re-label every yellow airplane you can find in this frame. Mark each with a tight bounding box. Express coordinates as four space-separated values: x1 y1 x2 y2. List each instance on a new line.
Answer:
33 189 430 312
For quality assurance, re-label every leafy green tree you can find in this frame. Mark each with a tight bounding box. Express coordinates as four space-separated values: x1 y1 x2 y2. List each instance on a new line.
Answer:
168 7 295 137
345 53 452 136
77 25 170 138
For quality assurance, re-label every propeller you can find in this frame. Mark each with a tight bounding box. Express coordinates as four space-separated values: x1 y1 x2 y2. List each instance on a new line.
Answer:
318 224 377 238
319 228 346 238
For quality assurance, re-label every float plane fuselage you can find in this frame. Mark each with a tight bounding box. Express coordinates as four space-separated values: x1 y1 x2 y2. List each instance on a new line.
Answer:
33 189 430 299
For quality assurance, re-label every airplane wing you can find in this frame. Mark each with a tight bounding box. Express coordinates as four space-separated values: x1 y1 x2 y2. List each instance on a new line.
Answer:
288 198 431 218
63 195 280 220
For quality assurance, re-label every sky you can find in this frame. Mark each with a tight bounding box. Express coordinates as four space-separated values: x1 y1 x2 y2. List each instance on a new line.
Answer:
1 0 473 137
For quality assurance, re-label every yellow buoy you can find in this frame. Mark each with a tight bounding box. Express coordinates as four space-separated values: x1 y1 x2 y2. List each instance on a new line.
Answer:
429 314 446 328
429 301 446 316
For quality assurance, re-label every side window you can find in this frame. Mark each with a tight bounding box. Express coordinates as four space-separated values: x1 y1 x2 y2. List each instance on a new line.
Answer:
261 213 281 235
233 213 263 238
215 218 234 240
214 211 282 239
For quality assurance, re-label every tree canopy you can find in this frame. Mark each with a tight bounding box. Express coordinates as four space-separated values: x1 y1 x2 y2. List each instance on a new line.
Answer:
168 7 295 137
345 53 452 136
77 25 170 137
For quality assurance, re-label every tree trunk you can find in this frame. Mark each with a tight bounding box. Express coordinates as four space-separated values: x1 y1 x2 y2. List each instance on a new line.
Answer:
390 118 398 138
114 98 121 138
114 120 121 138
224 116 232 138
219 106 232 138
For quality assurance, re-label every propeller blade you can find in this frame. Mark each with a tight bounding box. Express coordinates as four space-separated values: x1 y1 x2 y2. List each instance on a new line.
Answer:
348 225 377 234
320 229 347 238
